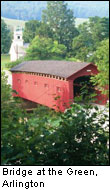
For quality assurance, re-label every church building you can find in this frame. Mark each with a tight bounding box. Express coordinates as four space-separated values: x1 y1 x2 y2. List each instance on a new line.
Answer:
9 27 29 62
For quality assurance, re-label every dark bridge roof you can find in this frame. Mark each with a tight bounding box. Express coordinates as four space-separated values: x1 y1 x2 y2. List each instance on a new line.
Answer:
10 60 93 78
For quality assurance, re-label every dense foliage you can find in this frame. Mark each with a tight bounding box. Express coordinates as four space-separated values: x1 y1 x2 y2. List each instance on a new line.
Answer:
1 71 27 164
38 104 109 165
91 39 109 95
1 1 109 20
23 20 41 43
5 57 25 69
89 17 109 48
1 72 109 165
26 36 67 60
23 1 78 53
1 19 12 54
72 22 93 61
42 1 78 52
72 17 109 61
22 13 109 62
23 20 53 43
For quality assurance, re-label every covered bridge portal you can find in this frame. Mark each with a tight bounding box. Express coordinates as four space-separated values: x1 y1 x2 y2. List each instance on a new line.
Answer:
10 61 107 111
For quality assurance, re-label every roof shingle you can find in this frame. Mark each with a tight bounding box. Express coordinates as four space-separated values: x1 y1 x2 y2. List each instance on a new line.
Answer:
10 60 93 78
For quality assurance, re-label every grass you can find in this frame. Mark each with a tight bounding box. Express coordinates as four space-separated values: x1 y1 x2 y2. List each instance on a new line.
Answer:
1 54 10 69
1 17 26 31
75 18 89 27
2 17 88 31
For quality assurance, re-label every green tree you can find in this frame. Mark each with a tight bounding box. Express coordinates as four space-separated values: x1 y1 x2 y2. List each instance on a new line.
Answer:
42 1 78 52
91 39 109 95
23 20 41 43
26 35 67 60
72 17 109 61
36 22 53 38
1 19 12 54
89 17 109 48
72 23 93 61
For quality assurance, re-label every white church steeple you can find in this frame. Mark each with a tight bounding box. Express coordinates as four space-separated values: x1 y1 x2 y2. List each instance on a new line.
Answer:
9 26 29 62
13 26 24 46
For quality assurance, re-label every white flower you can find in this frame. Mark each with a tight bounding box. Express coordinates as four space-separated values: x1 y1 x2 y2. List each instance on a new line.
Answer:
40 135 44 137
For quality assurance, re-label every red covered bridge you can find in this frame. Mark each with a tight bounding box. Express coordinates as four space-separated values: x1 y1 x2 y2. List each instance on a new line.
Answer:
10 60 107 111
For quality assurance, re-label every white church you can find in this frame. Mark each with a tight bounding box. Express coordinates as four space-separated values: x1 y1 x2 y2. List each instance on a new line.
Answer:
9 27 29 61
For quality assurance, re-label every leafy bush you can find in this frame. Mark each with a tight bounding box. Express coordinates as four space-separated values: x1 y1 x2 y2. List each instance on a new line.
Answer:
33 104 109 165
65 57 80 62
5 57 25 69
26 36 67 60
91 39 109 96
1 71 27 165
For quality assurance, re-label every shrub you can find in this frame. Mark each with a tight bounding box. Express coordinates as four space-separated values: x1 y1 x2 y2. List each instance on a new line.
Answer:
37 104 109 165
1 71 27 165
5 57 24 69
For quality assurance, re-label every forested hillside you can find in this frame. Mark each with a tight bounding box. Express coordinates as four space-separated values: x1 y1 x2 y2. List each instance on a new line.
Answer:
1 1 109 21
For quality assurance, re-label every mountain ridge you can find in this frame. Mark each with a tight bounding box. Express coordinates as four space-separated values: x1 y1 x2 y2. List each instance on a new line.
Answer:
1 1 109 21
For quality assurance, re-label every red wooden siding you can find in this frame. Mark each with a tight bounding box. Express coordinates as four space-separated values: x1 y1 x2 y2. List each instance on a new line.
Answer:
12 73 71 111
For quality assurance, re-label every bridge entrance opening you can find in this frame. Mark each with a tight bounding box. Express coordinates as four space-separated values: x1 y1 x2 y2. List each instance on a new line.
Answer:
73 76 95 102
